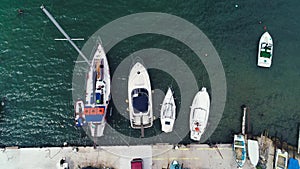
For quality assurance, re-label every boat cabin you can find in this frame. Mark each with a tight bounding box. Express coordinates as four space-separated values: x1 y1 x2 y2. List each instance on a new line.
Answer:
132 88 149 114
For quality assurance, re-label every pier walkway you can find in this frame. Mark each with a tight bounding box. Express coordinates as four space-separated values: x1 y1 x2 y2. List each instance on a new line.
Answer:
0 144 275 169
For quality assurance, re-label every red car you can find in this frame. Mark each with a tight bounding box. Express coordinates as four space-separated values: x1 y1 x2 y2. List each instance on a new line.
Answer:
131 158 143 169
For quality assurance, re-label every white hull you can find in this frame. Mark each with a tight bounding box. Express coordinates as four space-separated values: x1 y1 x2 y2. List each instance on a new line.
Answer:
275 149 288 169
233 134 247 168
247 139 259 167
190 87 210 141
257 31 273 67
128 62 153 129
74 100 86 127
84 42 111 137
160 87 176 133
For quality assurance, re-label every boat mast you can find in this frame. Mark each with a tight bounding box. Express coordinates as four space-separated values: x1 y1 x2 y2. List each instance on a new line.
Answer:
40 5 91 66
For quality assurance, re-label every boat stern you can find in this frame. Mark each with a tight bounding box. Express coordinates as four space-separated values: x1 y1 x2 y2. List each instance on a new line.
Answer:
190 130 201 141
161 119 174 133
257 57 272 68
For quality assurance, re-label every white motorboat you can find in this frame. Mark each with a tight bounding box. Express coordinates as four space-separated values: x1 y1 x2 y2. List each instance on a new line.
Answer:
247 139 259 167
233 134 247 168
160 87 176 133
128 62 153 129
84 42 111 137
257 31 273 67
275 149 288 169
190 87 210 141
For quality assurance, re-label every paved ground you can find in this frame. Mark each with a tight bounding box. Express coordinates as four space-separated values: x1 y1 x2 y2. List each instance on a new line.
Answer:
0 142 295 169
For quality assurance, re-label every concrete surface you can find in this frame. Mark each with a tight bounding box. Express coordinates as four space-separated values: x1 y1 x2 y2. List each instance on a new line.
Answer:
0 142 297 169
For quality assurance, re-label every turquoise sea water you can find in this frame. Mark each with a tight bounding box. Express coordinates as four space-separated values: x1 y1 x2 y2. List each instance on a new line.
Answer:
0 0 299 147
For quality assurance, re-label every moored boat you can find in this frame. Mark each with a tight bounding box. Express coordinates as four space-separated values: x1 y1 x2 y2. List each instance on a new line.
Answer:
84 42 111 137
74 99 86 127
169 160 182 169
128 62 153 129
189 87 210 141
257 31 273 67
233 134 247 168
160 87 176 133
247 139 259 167
275 149 288 169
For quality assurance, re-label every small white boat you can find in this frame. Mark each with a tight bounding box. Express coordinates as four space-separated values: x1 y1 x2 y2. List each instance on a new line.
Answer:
74 100 86 127
190 87 210 141
84 42 111 137
275 149 288 169
128 62 153 129
160 87 176 133
247 139 259 167
233 134 247 168
257 31 273 67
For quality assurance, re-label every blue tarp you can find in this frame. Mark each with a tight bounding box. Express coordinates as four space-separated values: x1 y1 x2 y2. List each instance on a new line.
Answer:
288 158 299 169
133 94 148 113
132 88 149 113
85 115 103 122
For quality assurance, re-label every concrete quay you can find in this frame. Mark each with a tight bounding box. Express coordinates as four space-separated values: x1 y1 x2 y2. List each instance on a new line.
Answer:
0 142 280 169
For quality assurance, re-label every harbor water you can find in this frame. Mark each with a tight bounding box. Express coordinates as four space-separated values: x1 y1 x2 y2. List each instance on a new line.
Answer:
0 0 299 147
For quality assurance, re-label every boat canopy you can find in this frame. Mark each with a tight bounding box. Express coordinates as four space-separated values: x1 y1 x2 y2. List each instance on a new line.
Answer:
132 88 149 113
260 43 272 58
288 158 299 169
193 108 206 122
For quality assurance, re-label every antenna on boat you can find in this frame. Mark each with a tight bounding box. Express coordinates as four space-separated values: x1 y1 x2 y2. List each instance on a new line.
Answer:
40 5 91 66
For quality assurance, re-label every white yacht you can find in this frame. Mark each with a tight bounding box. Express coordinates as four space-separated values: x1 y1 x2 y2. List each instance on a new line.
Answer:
160 87 176 133
190 87 210 141
257 31 273 67
84 42 110 137
128 62 153 129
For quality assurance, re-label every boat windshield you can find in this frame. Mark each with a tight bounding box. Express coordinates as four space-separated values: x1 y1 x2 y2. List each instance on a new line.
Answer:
193 108 206 122
132 88 149 113
163 103 173 118
234 140 244 146
260 43 272 58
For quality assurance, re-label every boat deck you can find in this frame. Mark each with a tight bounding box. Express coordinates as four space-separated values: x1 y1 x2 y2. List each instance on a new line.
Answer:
84 106 105 122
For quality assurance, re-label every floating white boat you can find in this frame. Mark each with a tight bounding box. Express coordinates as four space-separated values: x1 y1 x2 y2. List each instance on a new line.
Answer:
233 134 247 168
190 87 210 141
247 139 259 167
275 149 288 169
74 99 86 127
128 62 153 129
257 31 273 67
160 87 176 133
84 42 111 137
